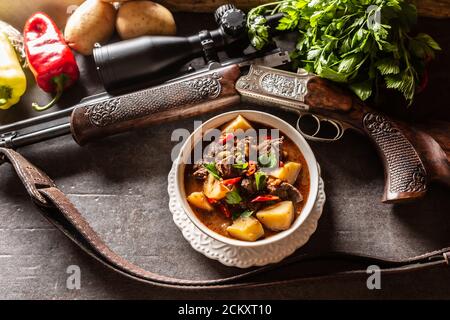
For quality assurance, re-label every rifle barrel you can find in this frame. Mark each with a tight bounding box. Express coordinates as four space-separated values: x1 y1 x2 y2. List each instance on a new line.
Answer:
0 107 74 134
0 49 289 150
0 122 71 149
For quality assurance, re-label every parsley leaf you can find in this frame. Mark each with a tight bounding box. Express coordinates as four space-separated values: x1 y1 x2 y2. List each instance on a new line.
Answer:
258 153 278 168
225 189 242 205
349 80 373 101
385 70 416 103
375 58 400 75
203 163 220 180
232 210 254 220
255 171 267 191
240 210 254 218
232 162 249 170
414 33 441 51
247 15 269 50
232 211 241 220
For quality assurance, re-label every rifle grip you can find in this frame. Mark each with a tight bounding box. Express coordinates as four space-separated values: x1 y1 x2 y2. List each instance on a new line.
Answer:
304 76 432 203
362 112 427 203
70 65 241 145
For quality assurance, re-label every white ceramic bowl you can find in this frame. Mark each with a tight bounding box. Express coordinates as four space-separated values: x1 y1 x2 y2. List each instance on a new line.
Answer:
175 110 319 247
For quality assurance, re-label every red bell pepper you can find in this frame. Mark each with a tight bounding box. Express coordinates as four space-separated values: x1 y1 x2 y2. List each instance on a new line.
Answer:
251 195 280 202
222 177 242 186
23 12 79 111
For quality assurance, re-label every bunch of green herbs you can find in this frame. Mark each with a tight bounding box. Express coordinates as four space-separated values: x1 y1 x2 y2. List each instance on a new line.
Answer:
247 0 441 105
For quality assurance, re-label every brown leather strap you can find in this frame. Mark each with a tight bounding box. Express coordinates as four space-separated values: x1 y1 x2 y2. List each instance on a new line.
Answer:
1 147 449 289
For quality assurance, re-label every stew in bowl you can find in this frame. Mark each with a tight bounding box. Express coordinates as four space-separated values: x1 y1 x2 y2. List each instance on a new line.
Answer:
176 111 319 247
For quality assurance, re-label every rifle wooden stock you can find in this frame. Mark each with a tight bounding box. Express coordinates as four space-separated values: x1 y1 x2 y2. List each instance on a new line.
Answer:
305 76 450 203
70 65 241 145
68 63 449 203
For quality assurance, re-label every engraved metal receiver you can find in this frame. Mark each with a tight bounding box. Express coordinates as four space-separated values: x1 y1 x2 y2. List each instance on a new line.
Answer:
236 65 348 142
236 65 450 203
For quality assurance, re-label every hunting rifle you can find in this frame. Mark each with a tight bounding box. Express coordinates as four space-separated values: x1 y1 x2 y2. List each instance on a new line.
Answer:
0 4 449 203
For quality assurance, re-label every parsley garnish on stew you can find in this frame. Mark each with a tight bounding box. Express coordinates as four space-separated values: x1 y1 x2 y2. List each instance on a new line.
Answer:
232 210 254 220
232 162 249 170
225 188 242 205
255 171 267 191
203 162 221 180
258 153 278 168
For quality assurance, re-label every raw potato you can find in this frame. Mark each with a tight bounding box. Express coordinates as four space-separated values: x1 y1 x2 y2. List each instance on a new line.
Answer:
256 201 294 231
187 192 213 211
64 0 116 55
226 217 264 242
116 1 176 40
203 174 229 200
270 162 302 185
223 115 254 133
0 0 85 30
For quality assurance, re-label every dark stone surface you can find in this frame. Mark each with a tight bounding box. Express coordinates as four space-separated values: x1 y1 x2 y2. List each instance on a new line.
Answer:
0 13 449 300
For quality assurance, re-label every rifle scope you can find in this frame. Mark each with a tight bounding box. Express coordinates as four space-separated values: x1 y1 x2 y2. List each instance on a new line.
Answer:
93 4 282 93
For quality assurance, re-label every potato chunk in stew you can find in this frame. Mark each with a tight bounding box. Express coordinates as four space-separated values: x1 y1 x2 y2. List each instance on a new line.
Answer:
187 192 214 211
226 216 265 241
270 162 302 185
223 115 253 133
256 201 294 231
203 174 229 200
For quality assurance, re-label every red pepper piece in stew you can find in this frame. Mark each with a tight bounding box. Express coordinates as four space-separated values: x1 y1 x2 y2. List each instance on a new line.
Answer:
246 162 257 176
251 195 280 203
219 133 234 144
218 204 231 218
23 12 79 111
207 198 218 205
222 177 242 186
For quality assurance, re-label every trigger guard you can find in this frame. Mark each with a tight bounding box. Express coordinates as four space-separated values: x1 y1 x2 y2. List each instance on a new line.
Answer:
296 114 345 142
296 114 321 138
324 119 344 141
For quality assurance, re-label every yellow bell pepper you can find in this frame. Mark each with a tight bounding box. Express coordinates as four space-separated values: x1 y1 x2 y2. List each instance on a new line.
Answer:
0 31 26 110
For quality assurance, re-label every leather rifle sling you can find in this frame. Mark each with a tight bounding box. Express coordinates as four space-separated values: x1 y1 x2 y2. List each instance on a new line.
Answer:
1 147 449 289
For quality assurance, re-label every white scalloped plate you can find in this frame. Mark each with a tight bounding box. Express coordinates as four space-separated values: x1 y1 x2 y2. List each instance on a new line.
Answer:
168 160 326 268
